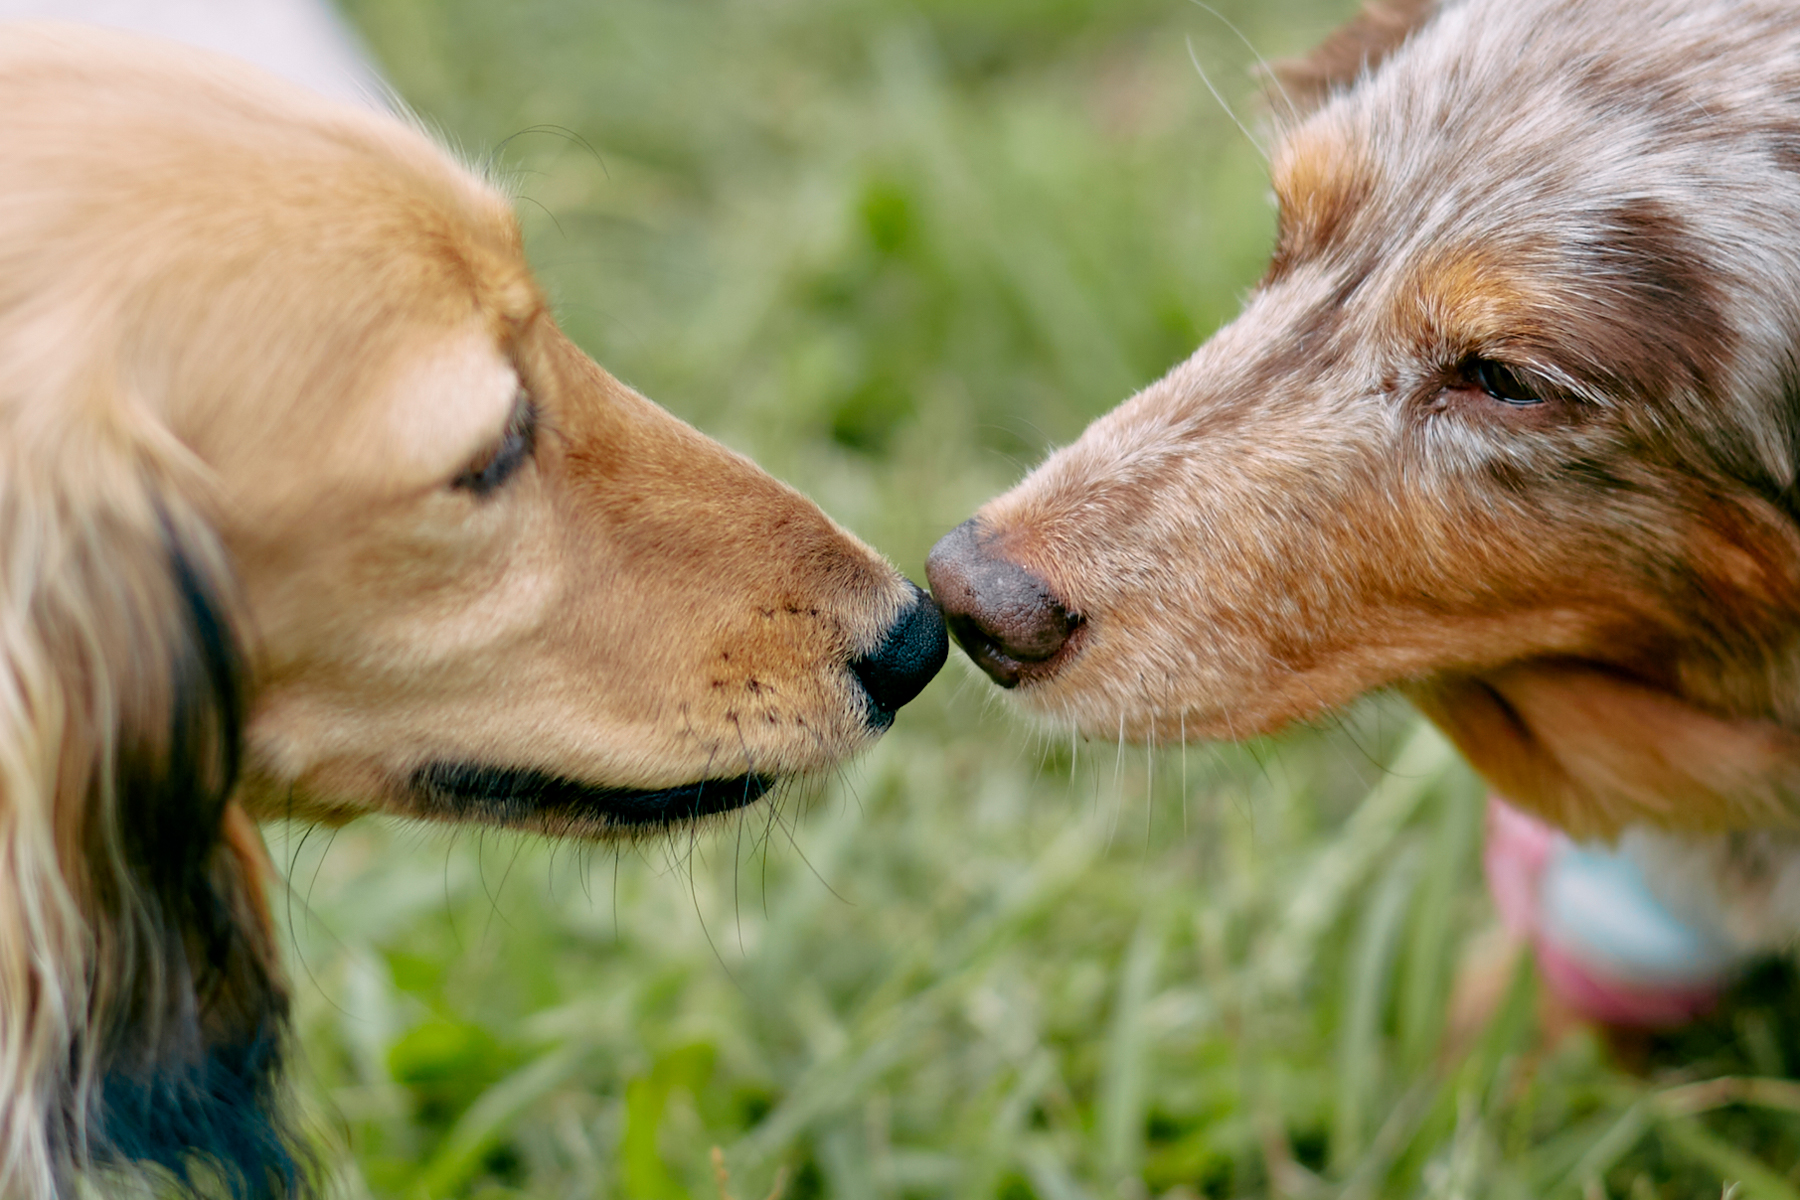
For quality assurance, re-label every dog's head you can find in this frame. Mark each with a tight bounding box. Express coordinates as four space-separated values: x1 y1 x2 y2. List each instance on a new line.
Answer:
929 0 1800 835
0 25 942 1195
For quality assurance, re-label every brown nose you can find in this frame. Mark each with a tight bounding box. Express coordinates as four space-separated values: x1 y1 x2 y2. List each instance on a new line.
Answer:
925 519 1082 688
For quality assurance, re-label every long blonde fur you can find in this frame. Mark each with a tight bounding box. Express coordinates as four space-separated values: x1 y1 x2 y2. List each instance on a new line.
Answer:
0 22 938 1195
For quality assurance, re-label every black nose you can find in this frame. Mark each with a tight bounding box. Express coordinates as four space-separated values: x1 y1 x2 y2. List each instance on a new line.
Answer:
849 581 948 729
924 519 1081 689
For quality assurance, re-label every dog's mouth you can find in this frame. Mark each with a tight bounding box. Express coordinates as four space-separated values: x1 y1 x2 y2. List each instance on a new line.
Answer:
407 762 775 833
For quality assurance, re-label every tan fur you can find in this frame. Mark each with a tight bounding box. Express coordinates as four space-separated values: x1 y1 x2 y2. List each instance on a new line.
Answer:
944 0 1800 848
0 24 920 1196
1267 121 1375 280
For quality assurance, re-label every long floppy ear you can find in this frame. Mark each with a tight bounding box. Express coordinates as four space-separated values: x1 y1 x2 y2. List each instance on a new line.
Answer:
1266 0 1439 115
0 435 301 1198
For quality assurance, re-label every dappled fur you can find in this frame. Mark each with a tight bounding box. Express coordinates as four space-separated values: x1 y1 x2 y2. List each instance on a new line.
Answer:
0 24 919 1196
939 0 1800 944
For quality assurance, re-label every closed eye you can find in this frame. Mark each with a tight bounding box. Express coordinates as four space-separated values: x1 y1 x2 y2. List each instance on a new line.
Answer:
453 388 538 497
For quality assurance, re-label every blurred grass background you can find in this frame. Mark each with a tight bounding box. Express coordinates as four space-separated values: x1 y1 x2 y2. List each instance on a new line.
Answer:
274 0 1800 1195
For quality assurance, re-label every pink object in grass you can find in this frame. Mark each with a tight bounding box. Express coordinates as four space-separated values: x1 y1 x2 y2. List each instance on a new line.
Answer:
1531 933 1723 1027
1483 796 1561 935
1482 796 1736 1029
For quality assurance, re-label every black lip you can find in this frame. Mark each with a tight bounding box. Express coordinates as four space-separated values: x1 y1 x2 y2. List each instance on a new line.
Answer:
409 763 775 831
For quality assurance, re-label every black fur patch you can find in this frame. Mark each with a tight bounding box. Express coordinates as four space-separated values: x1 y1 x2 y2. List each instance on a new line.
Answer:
82 520 302 1199
95 1024 295 1200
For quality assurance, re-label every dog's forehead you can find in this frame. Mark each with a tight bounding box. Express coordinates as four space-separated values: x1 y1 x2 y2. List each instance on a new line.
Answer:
1263 0 1800 386
1336 0 1800 238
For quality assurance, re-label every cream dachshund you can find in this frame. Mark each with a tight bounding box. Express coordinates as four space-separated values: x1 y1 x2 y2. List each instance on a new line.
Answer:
0 23 944 1197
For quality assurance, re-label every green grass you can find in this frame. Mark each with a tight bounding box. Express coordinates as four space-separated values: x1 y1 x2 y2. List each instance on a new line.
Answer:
275 0 1800 1195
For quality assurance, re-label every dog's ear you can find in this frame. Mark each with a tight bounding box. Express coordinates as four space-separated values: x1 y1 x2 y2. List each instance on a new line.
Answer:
1266 0 1439 116
0 444 301 1198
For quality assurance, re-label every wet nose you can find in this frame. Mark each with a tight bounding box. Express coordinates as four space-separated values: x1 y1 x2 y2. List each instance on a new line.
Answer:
850 580 949 729
925 519 1082 688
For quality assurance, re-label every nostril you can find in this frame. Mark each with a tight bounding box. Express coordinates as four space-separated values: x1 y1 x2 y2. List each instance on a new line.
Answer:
925 519 1082 688
849 581 948 728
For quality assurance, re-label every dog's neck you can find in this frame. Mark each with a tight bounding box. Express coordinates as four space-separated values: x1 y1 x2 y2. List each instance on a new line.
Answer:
1413 650 1800 838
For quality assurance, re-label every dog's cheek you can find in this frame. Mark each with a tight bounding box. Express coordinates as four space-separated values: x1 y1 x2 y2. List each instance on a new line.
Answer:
1683 496 1800 639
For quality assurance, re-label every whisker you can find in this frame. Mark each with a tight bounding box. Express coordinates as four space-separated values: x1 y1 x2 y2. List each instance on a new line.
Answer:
685 819 741 989
303 826 341 921
759 774 783 920
1144 716 1157 857
1186 35 1270 162
483 122 610 179
481 837 525 943
770 799 852 907
274 820 355 1021
1180 710 1190 839
733 801 749 954
514 193 566 240
283 818 316 949
444 834 464 953
611 844 623 942
1186 0 1301 125
1106 712 1127 852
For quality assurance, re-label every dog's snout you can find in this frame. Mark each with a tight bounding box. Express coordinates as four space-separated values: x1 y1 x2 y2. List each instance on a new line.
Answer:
925 519 1082 688
850 581 948 728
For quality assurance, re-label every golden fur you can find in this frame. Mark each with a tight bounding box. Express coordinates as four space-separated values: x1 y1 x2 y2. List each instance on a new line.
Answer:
0 24 935 1197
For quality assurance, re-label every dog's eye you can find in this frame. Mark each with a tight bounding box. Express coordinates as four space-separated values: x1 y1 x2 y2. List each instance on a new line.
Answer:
1469 358 1541 406
453 390 538 497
